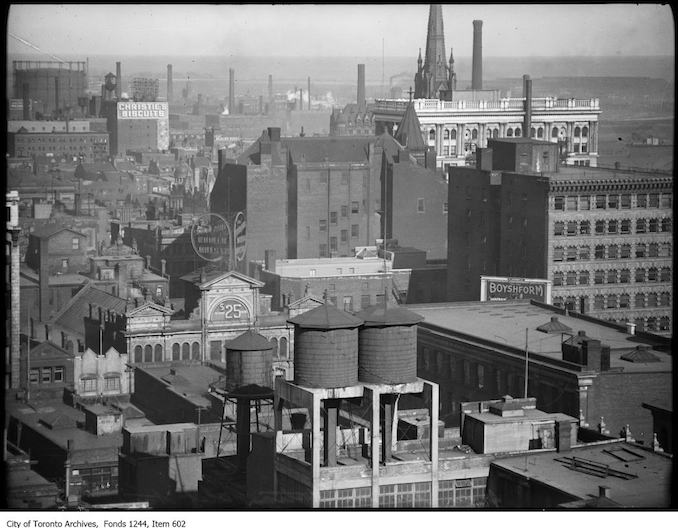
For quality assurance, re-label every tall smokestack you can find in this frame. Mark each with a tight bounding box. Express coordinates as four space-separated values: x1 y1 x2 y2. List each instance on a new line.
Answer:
22 83 30 120
39 238 50 322
268 74 273 107
54 77 60 116
523 74 532 138
115 61 122 99
472 20 483 90
357 64 366 112
167 64 173 102
228 68 235 114
299 89 303 111
307 76 311 111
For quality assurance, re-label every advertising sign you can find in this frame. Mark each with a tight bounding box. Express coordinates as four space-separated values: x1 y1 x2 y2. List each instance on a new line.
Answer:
117 101 168 119
480 276 551 303
234 211 246 262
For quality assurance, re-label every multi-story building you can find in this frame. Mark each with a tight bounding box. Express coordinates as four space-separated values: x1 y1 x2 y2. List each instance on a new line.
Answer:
6 191 22 390
371 7 600 170
408 299 671 445
448 138 673 334
547 166 673 334
106 101 169 156
8 129 110 163
130 77 160 102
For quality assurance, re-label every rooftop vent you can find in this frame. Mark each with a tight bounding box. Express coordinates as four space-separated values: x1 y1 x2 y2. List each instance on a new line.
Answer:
537 316 573 334
620 345 660 363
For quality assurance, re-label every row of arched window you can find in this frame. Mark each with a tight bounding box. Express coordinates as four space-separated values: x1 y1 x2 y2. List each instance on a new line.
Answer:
430 125 590 142
132 337 289 364
554 218 672 236
553 243 672 262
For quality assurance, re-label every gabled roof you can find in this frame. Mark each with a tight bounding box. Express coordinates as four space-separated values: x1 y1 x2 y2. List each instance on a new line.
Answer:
126 301 175 317
288 294 325 309
198 269 264 290
287 302 363 329
30 224 87 240
537 316 573 334
30 341 74 361
394 101 426 151
283 136 374 164
50 284 128 335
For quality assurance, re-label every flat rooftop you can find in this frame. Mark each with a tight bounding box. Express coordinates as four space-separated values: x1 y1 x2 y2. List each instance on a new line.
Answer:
408 301 671 373
137 364 224 406
491 440 673 507
551 165 672 182
275 256 395 278
468 408 577 425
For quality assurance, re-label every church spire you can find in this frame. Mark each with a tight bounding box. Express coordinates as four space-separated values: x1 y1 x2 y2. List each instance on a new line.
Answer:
424 4 447 88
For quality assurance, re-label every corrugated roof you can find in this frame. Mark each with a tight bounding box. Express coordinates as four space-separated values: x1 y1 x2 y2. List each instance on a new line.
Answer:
394 101 426 151
226 330 274 352
287 302 363 329
356 303 423 327
537 316 573 334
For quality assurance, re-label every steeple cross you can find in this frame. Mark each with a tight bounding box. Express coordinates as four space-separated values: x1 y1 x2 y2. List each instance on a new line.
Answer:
408 86 414 101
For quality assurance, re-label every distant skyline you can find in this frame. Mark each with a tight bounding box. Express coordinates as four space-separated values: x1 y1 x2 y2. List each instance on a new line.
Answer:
7 3 675 60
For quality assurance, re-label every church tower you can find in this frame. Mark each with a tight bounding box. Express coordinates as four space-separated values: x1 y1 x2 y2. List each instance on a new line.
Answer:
414 4 449 99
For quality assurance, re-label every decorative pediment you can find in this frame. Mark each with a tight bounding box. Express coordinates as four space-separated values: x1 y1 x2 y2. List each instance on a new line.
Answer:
288 295 325 310
126 302 175 318
199 270 265 291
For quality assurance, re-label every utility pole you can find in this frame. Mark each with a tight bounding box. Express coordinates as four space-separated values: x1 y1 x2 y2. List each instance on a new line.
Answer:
524 328 529 398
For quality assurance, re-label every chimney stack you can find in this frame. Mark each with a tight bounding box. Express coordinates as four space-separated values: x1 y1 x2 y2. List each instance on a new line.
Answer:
523 74 532 138
357 64 366 112
299 89 303 111
167 64 173 102
228 68 235 114
307 76 311 111
472 20 483 90
22 83 30 120
39 238 50 322
160 258 166 277
115 61 122 99
268 74 273 106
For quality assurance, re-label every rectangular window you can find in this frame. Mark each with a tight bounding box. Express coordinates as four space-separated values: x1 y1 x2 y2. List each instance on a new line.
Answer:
553 247 564 262
579 246 590 260
637 194 647 208
660 194 672 208
417 198 425 213
579 271 590 285
608 220 618 234
343 296 353 312
351 224 359 238
566 222 577 236
30 368 40 385
595 195 606 209
54 366 64 382
621 194 631 208
351 201 359 214
340 229 348 243
72 237 80 250
319 244 328 257
595 220 605 235
330 211 337 224
554 196 565 210
566 196 577 210
443 202 448 214
330 237 338 252
341 205 348 217
81 378 96 392
104 376 120 391
608 194 619 209
62 258 68 269
361 294 371 309
319 219 327 232
566 246 577 261
41 367 52 384
580 195 590 210
649 193 659 207
341 171 349 185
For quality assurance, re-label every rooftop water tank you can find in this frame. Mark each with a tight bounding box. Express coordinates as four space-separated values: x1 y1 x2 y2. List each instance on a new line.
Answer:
355 303 423 384
287 303 363 388
225 330 274 391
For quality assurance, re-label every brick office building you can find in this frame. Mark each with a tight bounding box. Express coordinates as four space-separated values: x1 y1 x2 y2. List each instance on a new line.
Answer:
8 129 110 163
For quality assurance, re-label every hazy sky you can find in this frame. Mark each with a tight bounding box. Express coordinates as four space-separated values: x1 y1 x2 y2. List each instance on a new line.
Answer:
7 3 675 59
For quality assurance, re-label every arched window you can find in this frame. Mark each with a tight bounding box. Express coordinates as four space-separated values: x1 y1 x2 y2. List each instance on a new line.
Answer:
172 343 180 360
660 267 671 282
182 342 190 360
144 344 152 362
607 269 617 284
154 344 163 362
660 291 671 306
279 337 288 359
593 295 604 310
451 129 457 140
648 267 658 282
537 127 544 139
635 293 646 308
444 129 450 140
636 219 647 233
659 317 670 332
270 337 279 358
647 293 659 307
582 126 588 138
606 294 617 309
492 128 499 139
553 296 564 308
552 127 559 138
531 127 536 138
635 268 646 283
619 294 630 308
515 128 522 137
191 342 200 360
506 128 514 137
646 317 658 332
472 129 478 140
134 345 143 363
661 218 672 232
574 126 581 138
429 129 436 141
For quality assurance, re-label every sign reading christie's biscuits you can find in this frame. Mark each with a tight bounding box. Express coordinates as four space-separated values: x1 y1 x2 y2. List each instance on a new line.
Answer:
117 101 168 119
480 276 551 303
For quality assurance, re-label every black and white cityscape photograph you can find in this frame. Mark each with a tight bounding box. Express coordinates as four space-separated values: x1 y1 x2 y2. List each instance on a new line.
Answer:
3 2 675 516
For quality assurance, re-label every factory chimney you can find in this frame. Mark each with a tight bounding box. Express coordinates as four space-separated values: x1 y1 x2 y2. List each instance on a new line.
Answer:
307 76 311 111
228 68 235 114
523 74 532 138
357 63 366 112
472 20 483 90
268 74 273 112
167 64 173 102
115 61 122 99
22 83 30 120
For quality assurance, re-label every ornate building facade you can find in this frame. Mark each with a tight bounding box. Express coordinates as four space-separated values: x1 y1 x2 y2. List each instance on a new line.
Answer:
372 5 600 170
548 167 673 335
